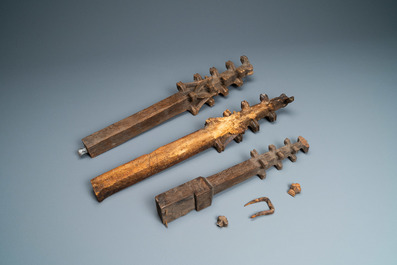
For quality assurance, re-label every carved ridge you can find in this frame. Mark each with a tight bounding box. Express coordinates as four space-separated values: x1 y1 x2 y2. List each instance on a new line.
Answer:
177 55 253 115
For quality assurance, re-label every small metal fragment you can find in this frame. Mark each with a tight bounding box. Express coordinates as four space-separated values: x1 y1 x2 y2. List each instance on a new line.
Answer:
244 197 275 218
216 216 228 227
77 147 88 156
288 183 301 197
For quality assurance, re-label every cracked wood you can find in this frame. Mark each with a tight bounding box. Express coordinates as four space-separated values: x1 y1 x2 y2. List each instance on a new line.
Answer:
91 94 294 202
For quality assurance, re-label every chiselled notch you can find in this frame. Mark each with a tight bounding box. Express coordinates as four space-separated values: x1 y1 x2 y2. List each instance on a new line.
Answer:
223 109 232 117
79 56 253 158
91 94 294 202
155 137 309 226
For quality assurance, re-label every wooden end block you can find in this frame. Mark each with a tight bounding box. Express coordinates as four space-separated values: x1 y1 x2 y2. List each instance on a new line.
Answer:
155 177 213 225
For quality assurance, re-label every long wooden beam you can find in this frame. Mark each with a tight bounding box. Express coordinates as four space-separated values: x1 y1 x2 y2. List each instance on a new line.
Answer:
79 56 253 157
91 94 294 202
155 136 309 226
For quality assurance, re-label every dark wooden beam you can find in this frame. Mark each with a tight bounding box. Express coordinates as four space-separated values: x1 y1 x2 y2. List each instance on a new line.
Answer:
79 56 253 157
155 136 309 226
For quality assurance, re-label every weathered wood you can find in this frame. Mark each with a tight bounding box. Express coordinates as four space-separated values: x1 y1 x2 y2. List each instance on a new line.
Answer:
155 136 309 226
80 56 253 158
91 94 295 202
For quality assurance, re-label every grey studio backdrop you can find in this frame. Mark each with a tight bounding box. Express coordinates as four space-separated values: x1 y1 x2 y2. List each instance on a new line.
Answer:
1 0 396 264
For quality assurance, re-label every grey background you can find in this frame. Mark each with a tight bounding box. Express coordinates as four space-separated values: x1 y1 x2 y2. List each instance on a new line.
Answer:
1 0 396 264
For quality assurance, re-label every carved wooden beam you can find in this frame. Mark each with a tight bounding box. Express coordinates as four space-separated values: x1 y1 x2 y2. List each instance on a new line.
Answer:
91 94 294 202
79 56 253 158
155 136 309 226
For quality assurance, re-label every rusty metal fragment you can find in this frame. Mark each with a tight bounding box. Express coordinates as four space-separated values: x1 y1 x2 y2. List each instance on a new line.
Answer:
155 136 309 226
288 183 301 197
244 197 275 218
91 94 294 202
216 216 228 227
79 56 253 158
